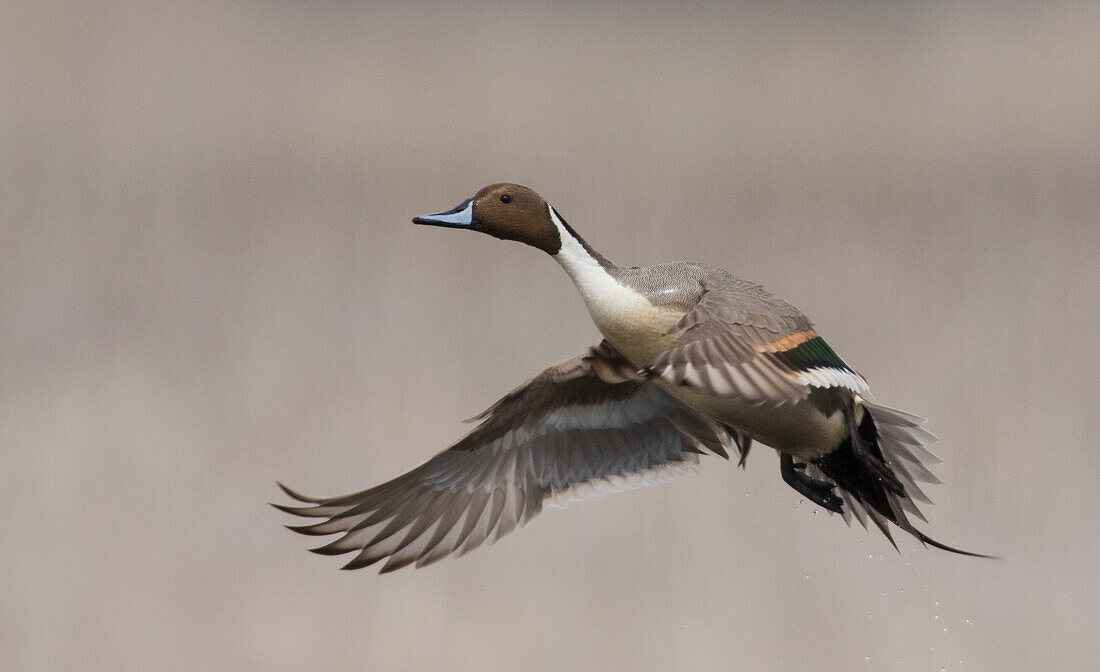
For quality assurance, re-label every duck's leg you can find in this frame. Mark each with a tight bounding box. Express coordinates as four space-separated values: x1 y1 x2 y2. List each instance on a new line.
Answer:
780 453 844 513
723 425 753 468
843 402 906 496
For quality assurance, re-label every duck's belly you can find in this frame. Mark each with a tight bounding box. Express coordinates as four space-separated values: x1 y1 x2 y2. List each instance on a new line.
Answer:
585 294 845 459
658 383 846 459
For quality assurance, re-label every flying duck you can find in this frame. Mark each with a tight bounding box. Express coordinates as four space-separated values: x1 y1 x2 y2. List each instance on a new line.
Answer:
276 183 990 572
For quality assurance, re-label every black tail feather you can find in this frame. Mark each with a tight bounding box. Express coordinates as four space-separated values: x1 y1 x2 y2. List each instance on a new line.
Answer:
914 530 999 559
812 405 994 559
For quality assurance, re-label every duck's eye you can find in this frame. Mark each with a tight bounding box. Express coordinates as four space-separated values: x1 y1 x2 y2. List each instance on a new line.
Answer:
500 194 512 204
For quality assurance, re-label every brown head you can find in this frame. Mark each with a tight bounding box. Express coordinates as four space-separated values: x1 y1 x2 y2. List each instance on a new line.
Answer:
412 183 562 254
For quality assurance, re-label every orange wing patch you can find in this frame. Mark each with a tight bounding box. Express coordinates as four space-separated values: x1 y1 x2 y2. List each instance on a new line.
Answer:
754 330 819 354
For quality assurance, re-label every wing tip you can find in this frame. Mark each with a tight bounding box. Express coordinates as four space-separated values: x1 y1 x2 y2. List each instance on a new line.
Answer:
285 522 337 537
340 555 381 570
310 540 353 557
271 502 313 516
276 481 328 504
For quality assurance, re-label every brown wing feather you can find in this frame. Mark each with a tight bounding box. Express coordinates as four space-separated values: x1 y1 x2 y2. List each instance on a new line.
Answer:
275 341 735 573
646 274 870 402
645 276 816 405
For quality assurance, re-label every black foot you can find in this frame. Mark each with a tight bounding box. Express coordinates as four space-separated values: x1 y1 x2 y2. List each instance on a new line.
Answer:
781 454 844 513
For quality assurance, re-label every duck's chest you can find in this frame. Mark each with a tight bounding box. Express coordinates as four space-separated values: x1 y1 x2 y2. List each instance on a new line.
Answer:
578 282 686 366
570 268 847 455
554 251 702 366
584 288 846 455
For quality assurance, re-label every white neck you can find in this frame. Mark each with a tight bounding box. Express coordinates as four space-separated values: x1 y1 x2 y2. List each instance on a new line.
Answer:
545 205 679 365
547 205 622 305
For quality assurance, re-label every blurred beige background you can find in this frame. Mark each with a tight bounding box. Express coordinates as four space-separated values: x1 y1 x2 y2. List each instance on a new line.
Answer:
3 1 1099 670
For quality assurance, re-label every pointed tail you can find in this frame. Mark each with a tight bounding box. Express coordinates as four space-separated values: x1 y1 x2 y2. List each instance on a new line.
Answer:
808 399 996 559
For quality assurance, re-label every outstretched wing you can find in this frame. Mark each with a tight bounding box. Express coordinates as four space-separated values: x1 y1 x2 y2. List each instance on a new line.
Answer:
275 341 735 573
645 274 870 405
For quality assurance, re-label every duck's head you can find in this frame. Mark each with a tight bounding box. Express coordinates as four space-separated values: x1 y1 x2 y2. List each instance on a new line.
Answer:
413 183 562 254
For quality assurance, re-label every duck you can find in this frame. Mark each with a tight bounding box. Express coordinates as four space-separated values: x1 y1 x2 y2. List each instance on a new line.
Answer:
276 183 990 572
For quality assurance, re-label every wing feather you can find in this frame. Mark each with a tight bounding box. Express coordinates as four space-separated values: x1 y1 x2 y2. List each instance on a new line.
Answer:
646 274 867 403
277 341 733 572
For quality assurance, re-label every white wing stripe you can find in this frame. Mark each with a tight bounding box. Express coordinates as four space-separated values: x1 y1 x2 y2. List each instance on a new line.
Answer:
792 366 870 394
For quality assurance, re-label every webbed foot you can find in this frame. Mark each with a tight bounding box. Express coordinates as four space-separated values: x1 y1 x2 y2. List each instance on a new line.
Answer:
781 453 844 513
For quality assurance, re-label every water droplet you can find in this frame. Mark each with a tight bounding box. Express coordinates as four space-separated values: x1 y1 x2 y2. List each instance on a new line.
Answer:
934 600 940 606
934 614 940 620
865 656 870 662
965 619 973 627
804 575 810 580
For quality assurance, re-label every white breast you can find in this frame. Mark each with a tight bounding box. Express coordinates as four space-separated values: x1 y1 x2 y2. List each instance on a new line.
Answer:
548 208 683 365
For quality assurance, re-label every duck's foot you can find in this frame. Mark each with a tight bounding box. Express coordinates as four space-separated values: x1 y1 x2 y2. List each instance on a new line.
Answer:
781 453 844 513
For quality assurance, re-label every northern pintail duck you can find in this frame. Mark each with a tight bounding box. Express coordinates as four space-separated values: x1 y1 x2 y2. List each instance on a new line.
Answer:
277 183 990 572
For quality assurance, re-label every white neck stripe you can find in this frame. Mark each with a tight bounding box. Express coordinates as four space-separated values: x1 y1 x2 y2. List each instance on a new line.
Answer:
548 206 599 270
546 205 636 312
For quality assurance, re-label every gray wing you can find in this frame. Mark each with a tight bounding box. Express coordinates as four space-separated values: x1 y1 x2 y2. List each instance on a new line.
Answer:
275 341 735 573
645 274 870 405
